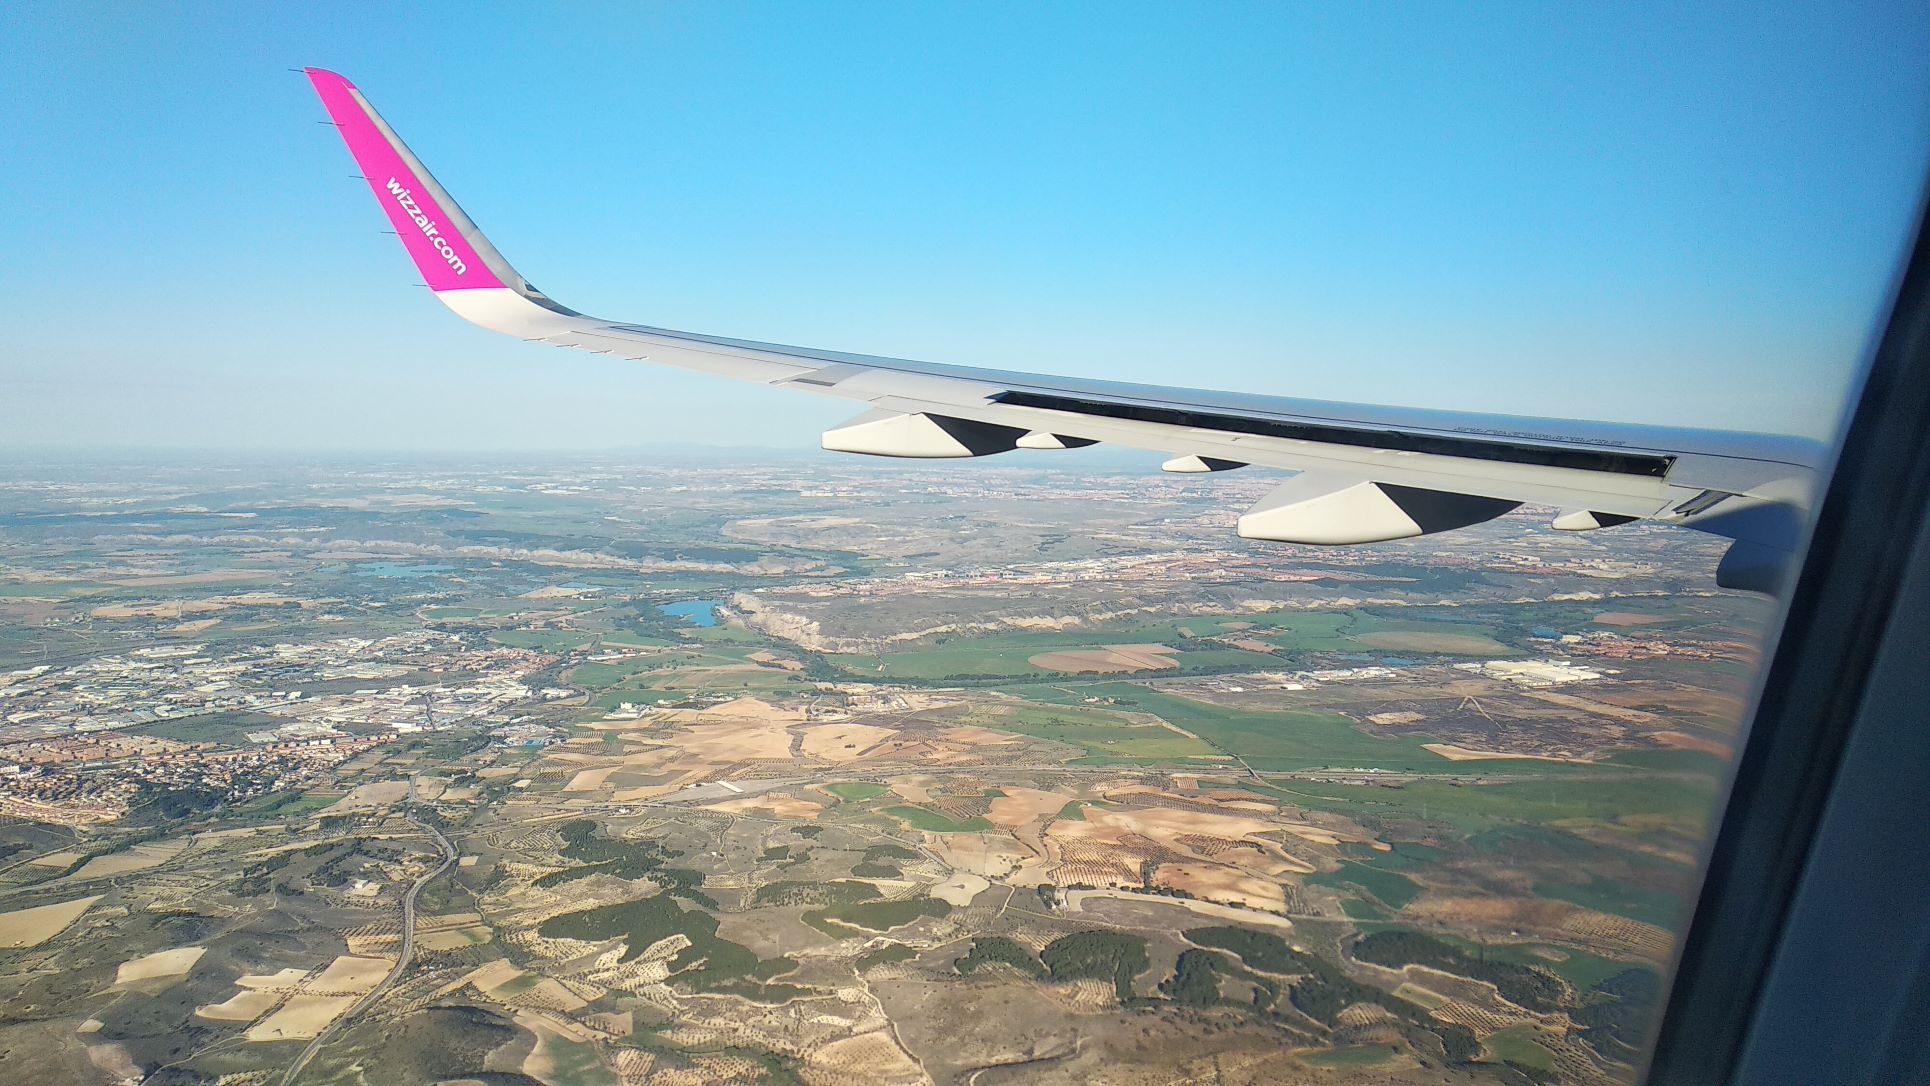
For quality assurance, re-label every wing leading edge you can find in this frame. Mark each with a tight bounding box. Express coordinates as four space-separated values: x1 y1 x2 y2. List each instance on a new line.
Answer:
304 68 1824 592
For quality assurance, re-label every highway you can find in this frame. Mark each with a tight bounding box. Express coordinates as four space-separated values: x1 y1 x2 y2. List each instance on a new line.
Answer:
280 793 456 1086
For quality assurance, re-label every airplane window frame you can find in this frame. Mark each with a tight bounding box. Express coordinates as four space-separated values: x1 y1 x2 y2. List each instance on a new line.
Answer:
1646 184 1930 1084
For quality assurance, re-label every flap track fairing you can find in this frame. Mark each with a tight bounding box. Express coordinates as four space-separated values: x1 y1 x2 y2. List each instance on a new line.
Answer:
821 410 1025 458
1239 473 1520 544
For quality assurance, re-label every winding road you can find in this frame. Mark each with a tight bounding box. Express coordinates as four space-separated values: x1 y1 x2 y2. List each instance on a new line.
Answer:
280 801 456 1086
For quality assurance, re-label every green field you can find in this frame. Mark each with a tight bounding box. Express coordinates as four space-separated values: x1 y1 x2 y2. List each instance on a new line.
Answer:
1481 1024 1557 1071
1468 824 1692 878
822 782 889 802
883 806 992 833
488 629 600 652
824 607 1526 681
1250 773 1717 832
829 625 1279 680
1298 1046 1400 1069
1231 608 1517 657
569 657 673 689
131 711 283 745
421 606 483 619
599 634 677 650
858 943 917 970
1606 747 1731 775
0 580 111 597
1307 862 1423 909
684 623 764 644
588 689 687 710
1041 684 1451 772
494 973 544 998
571 646 812 708
1175 609 1509 656
980 703 1220 762
587 672 804 708
1348 841 1448 868
1340 898 1389 921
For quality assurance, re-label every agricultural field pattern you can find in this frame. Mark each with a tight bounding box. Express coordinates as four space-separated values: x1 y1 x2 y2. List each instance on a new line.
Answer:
0 451 1765 1085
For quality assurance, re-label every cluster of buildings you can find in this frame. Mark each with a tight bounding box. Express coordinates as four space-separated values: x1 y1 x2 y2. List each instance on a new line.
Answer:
1538 630 1738 662
0 633 550 744
492 722 560 748
0 632 561 826
751 549 1391 602
0 733 394 826
1453 658 1606 686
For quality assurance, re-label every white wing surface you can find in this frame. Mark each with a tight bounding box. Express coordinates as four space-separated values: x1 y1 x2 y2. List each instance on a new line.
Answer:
306 68 1823 591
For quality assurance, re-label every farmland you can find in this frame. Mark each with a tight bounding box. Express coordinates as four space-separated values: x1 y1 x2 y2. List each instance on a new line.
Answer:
0 453 1764 1085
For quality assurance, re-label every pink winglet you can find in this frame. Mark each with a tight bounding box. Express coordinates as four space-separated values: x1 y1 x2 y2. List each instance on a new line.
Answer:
305 68 505 292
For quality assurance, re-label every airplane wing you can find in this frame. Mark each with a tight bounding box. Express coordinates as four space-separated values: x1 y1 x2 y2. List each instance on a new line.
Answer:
305 68 1824 592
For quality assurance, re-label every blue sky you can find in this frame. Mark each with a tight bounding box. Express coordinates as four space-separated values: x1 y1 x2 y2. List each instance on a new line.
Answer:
3 3 1927 452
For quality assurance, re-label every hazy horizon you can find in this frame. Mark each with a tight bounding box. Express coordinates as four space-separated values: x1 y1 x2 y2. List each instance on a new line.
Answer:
8 4 1929 452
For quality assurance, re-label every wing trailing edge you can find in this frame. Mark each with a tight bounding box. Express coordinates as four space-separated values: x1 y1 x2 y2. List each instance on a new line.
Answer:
305 69 1825 591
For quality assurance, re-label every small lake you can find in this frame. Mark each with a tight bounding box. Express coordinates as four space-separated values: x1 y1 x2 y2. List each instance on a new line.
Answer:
659 599 722 627
352 562 457 579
